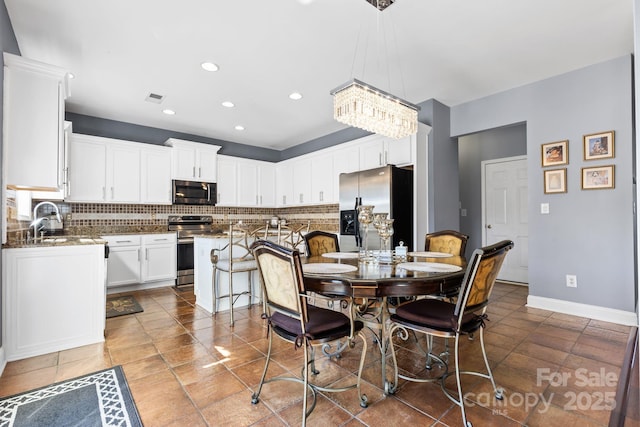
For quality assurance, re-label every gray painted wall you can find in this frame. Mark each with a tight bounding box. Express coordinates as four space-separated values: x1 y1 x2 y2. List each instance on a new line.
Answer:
458 124 527 257
451 55 635 312
66 112 282 162
1 0 20 353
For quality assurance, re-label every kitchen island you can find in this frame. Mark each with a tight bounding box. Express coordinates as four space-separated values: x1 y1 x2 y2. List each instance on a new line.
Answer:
2 238 106 361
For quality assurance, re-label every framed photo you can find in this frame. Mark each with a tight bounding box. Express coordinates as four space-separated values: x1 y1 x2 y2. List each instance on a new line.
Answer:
583 130 614 160
582 165 615 190
543 168 567 194
541 140 568 167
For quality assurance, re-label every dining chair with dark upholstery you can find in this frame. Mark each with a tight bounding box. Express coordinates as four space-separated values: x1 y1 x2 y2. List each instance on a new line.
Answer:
303 230 340 257
388 240 514 427
250 240 368 426
210 222 259 326
424 229 470 257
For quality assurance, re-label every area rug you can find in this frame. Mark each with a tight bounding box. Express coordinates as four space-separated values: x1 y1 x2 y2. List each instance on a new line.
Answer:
106 295 143 318
0 365 142 426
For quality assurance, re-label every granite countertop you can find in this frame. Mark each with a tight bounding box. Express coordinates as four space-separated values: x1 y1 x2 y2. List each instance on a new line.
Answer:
3 235 107 249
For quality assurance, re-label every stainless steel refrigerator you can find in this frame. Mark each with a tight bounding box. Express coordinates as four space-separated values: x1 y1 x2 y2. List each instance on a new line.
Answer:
339 165 413 252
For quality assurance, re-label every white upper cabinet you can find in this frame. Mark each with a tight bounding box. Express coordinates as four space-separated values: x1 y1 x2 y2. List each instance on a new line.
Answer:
66 135 107 202
107 142 140 203
164 138 221 182
292 158 313 205
67 133 171 204
3 53 69 191
359 134 414 170
258 162 276 207
216 155 237 206
276 161 294 207
311 152 334 204
140 144 172 204
218 155 276 207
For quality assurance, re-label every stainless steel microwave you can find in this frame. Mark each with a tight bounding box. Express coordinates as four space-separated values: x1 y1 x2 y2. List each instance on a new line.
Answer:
172 180 216 205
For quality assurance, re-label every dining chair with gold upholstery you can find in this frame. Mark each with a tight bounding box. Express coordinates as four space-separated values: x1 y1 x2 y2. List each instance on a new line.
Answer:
250 240 368 426
210 222 259 326
387 240 514 427
303 230 340 257
424 229 469 257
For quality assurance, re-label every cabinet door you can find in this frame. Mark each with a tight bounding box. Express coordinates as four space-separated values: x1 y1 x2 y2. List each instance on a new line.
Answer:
216 156 237 206
258 163 276 207
237 161 259 206
311 153 334 203
171 145 197 180
3 54 67 191
107 143 140 203
141 146 172 204
359 138 386 170
276 162 294 206
386 135 413 166
197 147 219 182
142 236 176 282
3 245 105 361
292 158 312 205
66 137 107 202
106 245 141 287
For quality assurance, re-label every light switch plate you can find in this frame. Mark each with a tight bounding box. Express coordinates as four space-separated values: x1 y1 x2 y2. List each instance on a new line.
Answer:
540 203 550 214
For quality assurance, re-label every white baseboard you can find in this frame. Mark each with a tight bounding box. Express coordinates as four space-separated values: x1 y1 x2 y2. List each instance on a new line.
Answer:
0 347 6 376
106 280 175 295
527 295 638 326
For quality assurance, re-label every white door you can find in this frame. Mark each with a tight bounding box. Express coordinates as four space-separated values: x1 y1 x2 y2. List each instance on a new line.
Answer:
482 156 528 283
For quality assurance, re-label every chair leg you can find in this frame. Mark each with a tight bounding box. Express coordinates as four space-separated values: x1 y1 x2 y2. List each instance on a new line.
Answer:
302 340 309 427
212 268 219 314
251 325 273 405
480 326 503 399
229 270 235 326
453 334 470 427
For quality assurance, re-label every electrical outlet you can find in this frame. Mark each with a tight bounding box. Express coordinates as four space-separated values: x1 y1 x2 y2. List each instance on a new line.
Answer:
541 203 550 214
566 274 577 288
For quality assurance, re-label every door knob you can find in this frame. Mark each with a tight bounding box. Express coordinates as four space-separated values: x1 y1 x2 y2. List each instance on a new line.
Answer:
487 224 492 229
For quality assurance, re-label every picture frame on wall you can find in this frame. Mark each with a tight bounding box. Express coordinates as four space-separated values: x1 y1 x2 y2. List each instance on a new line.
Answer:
581 165 615 190
543 168 567 194
541 140 568 167
583 130 615 160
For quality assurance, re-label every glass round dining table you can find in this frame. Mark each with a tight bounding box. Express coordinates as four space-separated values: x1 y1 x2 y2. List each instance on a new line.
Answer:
301 252 467 394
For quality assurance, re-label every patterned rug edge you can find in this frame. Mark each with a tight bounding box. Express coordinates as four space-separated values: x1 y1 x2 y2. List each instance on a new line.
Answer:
0 365 143 427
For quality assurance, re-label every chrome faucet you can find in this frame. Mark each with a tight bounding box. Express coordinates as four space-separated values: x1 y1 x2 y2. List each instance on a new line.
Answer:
30 201 62 241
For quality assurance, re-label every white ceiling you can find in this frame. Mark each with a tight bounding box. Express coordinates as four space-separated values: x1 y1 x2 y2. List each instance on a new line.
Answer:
4 0 634 150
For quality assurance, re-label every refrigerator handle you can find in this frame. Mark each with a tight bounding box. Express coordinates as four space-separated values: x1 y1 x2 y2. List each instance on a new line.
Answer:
354 197 362 247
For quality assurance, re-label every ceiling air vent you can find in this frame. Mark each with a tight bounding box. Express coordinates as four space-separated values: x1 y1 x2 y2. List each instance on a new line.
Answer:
145 93 164 104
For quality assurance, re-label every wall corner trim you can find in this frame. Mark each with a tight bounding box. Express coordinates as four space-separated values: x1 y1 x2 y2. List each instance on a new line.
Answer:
527 295 638 326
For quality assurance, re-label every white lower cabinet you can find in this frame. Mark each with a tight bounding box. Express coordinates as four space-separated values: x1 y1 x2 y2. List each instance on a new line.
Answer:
3 244 106 361
102 233 176 290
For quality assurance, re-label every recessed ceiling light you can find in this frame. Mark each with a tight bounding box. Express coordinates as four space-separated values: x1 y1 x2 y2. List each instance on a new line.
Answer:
162 109 176 115
201 62 219 72
222 101 234 108
235 125 245 131
289 92 303 100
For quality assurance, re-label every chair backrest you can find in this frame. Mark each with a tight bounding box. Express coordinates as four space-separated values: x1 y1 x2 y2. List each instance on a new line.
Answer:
304 230 340 257
251 240 308 322
424 230 469 256
226 222 254 261
454 240 514 319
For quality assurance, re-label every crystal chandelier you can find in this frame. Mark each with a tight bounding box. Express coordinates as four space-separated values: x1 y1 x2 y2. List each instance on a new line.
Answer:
331 78 419 140
330 0 420 139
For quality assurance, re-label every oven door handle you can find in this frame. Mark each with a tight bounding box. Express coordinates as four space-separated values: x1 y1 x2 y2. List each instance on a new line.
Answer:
178 238 195 244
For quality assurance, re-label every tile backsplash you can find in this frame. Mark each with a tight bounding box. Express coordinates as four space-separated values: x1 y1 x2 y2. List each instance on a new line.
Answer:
6 199 339 242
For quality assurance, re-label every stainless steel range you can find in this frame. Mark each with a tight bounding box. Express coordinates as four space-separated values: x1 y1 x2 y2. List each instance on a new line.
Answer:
168 215 216 286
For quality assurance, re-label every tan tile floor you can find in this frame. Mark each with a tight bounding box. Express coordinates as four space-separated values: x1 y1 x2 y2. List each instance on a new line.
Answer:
0 283 633 426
